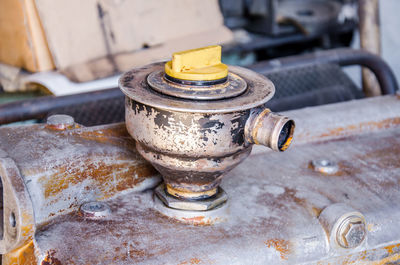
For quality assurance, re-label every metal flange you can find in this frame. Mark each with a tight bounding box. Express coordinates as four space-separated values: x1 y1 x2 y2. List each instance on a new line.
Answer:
147 70 247 100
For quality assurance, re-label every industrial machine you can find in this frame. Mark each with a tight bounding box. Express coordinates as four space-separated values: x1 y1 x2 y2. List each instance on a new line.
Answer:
220 0 358 61
0 46 399 264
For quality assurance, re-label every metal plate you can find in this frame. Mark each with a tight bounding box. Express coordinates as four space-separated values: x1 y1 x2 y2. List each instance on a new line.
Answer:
119 63 275 113
30 124 400 264
5 95 400 264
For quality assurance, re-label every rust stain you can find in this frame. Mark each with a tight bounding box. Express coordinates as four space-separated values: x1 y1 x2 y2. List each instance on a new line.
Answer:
178 258 202 265
312 206 323 217
307 160 362 177
21 212 34 240
384 243 400 255
180 216 217 226
72 123 134 147
41 250 62 265
265 239 290 260
39 155 157 199
356 137 400 171
46 124 79 131
21 223 33 237
322 243 400 264
2 241 36 265
317 118 400 139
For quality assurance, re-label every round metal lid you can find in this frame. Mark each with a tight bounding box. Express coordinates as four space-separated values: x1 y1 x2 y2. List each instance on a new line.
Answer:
119 63 275 113
147 70 247 100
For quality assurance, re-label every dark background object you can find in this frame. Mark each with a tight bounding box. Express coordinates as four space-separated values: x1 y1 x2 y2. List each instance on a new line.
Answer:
0 48 396 127
220 0 358 62
265 63 363 112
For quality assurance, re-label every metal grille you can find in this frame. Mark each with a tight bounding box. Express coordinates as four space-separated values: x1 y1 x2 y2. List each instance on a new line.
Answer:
265 63 363 111
48 96 125 126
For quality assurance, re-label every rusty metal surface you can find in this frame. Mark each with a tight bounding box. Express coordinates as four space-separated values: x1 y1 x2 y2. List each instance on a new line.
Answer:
0 123 160 231
122 62 293 202
126 98 253 194
1 95 399 264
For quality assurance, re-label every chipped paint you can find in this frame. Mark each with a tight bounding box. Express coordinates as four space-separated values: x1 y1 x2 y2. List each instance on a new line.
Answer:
265 239 290 260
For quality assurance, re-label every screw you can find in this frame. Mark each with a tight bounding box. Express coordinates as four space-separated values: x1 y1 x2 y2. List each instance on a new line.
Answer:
46 114 75 130
79 201 111 219
311 159 338 175
337 215 366 248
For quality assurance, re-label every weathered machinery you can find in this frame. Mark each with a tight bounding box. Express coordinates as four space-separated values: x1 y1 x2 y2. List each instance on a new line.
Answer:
0 46 400 264
119 46 294 221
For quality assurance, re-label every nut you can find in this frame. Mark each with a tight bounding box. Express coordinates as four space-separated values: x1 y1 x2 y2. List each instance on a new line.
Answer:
311 159 338 175
46 114 75 130
337 215 366 248
155 184 227 211
79 201 111 219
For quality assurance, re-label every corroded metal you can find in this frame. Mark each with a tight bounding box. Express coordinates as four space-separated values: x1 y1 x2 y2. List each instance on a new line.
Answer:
0 122 160 257
245 108 294 151
1 95 400 264
120 62 294 203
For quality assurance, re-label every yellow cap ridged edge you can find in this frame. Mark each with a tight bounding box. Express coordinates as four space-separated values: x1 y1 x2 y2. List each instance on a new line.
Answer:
165 45 228 81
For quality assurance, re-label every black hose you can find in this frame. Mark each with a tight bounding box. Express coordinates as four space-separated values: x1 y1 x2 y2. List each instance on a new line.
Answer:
0 88 123 124
249 48 398 95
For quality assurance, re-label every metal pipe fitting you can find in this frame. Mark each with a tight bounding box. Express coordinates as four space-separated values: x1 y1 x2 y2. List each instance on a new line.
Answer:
119 46 295 211
245 108 295 151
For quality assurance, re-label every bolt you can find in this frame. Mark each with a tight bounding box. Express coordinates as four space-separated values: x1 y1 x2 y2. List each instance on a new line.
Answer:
311 159 338 175
155 184 227 211
79 201 111 219
46 114 75 130
337 215 366 248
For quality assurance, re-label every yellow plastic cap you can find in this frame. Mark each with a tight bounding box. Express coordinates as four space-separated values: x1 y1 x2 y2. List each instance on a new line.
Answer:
165 45 228 81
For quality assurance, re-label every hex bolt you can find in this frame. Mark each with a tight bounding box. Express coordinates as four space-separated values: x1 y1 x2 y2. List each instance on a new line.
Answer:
46 114 75 130
155 184 227 211
336 215 367 248
311 159 338 175
79 201 111 219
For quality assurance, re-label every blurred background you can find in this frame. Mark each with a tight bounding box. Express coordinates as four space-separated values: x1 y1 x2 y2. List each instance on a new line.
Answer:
0 0 398 126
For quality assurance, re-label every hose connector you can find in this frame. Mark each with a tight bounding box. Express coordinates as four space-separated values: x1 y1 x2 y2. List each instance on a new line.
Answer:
245 108 295 151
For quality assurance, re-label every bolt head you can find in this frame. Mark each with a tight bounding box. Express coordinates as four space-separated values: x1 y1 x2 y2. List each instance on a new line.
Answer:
80 201 111 219
46 114 75 130
311 159 338 175
337 216 366 248
155 184 227 211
